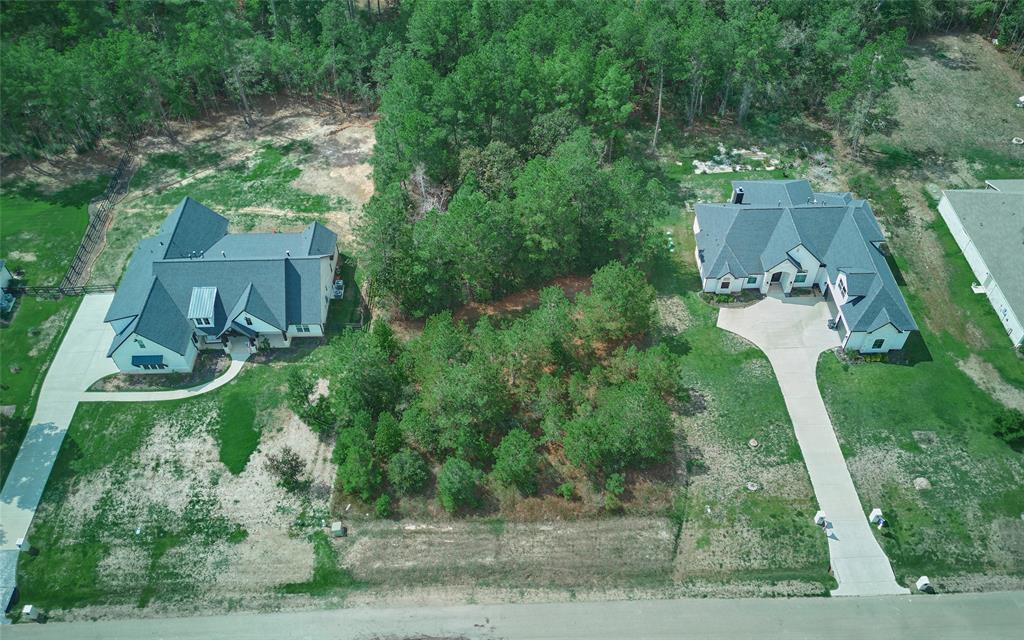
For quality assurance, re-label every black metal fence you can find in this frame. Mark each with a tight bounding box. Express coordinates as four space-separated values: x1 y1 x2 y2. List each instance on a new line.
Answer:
57 138 138 291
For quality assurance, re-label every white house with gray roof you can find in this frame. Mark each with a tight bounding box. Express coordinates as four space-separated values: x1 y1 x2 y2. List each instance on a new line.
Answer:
105 197 338 373
694 179 917 353
938 180 1024 348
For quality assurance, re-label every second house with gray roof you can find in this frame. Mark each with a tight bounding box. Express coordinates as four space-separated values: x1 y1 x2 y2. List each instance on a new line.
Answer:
104 197 339 373
694 179 917 353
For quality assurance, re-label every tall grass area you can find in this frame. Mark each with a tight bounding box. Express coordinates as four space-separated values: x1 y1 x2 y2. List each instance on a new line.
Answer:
144 142 340 215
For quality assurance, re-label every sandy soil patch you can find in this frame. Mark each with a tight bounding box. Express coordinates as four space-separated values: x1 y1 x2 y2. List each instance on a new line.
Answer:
957 354 1024 411
656 295 691 334
26 305 73 358
7 250 37 262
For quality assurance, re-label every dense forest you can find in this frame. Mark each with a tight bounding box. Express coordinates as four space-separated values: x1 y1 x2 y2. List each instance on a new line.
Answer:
3 3 1023 314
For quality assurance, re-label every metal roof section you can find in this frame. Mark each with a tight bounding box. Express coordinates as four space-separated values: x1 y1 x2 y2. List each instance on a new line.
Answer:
187 286 218 319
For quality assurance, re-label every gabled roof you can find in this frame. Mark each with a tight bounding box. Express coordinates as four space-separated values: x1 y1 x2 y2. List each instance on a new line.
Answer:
105 197 338 356
159 197 229 259
695 179 917 333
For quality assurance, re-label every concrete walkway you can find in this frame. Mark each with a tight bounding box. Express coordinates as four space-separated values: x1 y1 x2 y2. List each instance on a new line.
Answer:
1 295 249 613
80 341 249 403
6 591 1023 639
717 292 908 597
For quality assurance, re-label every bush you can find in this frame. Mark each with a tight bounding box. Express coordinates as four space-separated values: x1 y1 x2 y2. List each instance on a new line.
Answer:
604 473 626 512
563 380 673 475
334 428 380 500
374 494 392 518
387 447 430 496
437 457 482 513
556 481 575 500
993 409 1024 451
577 262 657 341
373 412 403 462
266 446 310 494
491 428 539 495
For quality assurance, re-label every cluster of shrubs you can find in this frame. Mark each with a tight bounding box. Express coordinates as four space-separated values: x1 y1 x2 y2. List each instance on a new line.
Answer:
286 263 685 515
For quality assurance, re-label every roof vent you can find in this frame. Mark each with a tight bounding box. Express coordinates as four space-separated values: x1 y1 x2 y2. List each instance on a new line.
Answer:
286 250 290 256
221 250 226 257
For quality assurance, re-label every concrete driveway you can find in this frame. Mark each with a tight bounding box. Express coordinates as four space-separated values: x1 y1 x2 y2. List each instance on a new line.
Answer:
718 292 909 597
1 295 249 613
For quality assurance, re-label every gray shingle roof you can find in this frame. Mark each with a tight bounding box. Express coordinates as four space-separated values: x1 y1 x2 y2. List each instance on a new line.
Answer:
106 197 337 356
941 186 1024 322
696 180 917 333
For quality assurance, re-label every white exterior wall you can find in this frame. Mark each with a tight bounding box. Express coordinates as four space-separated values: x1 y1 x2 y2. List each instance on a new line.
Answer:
0 266 12 290
786 245 821 290
844 323 909 353
938 195 1024 347
111 333 198 373
231 311 279 334
287 324 324 337
760 260 798 294
320 252 336 320
703 273 744 294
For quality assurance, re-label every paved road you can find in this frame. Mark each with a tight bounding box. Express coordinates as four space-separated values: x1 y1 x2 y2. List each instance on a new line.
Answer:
5 591 1023 639
718 292 908 596
0 294 249 613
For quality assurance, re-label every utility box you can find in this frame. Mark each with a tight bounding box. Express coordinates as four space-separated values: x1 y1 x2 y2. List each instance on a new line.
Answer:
330 522 347 538
916 576 933 593
21 605 40 621
814 511 827 527
869 508 883 524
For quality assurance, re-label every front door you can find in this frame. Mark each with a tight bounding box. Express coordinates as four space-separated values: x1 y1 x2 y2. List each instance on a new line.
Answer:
770 272 782 283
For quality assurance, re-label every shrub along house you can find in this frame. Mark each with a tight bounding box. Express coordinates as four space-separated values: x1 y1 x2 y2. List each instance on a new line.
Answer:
104 197 338 373
693 179 917 353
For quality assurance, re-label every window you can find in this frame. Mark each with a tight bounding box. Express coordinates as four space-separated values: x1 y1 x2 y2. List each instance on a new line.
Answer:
837 280 847 297
720 280 731 289
794 272 807 284
747 276 757 285
139 363 168 370
191 334 199 346
194 317 212 327
296 324 310 333
244 316 253 326
872 339 885 350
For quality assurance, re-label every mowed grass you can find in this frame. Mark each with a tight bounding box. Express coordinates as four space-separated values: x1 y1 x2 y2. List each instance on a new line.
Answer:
279 531 361 596
0 296 82 485
0 176 107 284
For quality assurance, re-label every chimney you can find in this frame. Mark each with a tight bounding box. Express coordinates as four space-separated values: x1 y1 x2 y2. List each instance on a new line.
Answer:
286 250 290 256
732 187 744 204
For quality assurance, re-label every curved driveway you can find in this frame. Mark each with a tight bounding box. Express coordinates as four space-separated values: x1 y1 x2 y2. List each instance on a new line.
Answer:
1 294 248 612
717 292 908 597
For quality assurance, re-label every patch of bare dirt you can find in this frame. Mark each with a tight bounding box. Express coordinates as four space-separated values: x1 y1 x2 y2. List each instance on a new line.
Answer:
452 275 592 326
26 305 72 357
7 250 37 262
957 355 1024 411
656 295 691 334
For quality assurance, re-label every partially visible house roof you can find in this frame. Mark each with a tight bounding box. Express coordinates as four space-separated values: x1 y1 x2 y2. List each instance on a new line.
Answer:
695 179 917 332
985 179 1024 193
941 186 1024 322
106 197 338 356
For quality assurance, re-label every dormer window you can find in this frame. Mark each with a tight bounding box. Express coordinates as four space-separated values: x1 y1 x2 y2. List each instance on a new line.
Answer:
194 317 212 327
838 280 847 297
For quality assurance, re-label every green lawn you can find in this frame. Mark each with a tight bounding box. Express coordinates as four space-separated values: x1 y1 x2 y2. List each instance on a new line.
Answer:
0 177 107 285
0 296 82 485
